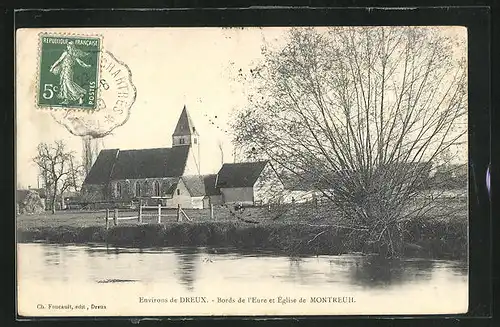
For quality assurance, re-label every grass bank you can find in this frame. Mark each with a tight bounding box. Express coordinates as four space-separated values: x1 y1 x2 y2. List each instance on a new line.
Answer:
17 218 467 260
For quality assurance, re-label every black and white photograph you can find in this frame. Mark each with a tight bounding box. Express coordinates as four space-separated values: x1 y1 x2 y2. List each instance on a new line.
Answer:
16 25 468 316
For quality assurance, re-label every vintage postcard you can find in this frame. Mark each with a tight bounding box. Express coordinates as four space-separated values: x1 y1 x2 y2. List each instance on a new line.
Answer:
16 26 469 317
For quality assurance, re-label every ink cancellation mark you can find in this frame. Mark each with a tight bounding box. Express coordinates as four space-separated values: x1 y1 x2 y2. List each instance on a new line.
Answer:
37 34 102 110
51 49 136 138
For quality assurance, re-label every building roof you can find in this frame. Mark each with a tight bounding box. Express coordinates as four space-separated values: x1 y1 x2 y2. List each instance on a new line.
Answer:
182 176 206 197
84 149 119 184
203 174 220 196
162 177 180 195
172 105 198 136
111 146 189 180
216 161 268 188
83 146 190 184
182 174 221 197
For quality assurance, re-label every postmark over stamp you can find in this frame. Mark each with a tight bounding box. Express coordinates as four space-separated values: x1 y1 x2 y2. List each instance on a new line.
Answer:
37 34 101 110
51 49 136 137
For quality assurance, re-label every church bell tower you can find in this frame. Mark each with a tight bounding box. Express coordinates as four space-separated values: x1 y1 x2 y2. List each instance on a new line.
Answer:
172 105 201 175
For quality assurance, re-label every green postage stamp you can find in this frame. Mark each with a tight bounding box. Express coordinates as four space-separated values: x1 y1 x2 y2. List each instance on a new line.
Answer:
37 34 101 110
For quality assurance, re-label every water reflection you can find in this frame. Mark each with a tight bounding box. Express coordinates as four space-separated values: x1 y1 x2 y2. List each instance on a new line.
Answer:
172 247 200 291
25 243 467 293
346 255 434 288
285 257 324 285
17 243 469 315
43 247 61 266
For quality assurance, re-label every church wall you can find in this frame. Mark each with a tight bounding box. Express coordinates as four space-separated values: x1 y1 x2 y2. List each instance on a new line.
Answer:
106 176 209 209
173 135 197 146
109 177 180 201
182 145 201 176
109 180 132 200
83 107 208 206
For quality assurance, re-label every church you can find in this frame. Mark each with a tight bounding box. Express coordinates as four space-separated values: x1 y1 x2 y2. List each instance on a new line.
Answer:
81 106 284 209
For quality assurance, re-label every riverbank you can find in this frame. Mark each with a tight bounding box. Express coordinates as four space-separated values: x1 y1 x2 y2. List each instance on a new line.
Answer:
17 218 467 260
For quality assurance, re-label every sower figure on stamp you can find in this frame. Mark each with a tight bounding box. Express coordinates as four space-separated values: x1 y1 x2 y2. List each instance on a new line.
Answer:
49 41 91 105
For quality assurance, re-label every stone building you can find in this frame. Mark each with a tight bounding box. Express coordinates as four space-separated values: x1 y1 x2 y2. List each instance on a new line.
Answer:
81 106 205 207
81 106 285 208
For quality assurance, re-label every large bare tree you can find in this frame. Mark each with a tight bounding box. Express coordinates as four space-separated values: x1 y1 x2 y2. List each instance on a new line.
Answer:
231 27 467 256
33 140 84 214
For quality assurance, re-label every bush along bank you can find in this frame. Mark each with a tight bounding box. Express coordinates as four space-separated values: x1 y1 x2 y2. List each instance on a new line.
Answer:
17 219 467 260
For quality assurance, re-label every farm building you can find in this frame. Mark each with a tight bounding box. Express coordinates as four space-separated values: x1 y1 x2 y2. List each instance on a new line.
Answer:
81 106 284 208
216 161 285 205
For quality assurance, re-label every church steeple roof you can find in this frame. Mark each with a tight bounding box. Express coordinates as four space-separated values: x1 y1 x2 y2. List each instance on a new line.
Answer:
172 105 198 136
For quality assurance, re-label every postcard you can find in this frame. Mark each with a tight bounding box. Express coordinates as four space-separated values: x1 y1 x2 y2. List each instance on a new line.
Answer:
16 26 468 317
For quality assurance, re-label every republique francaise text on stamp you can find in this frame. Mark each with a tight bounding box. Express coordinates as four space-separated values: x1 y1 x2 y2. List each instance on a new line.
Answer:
37 34 101 110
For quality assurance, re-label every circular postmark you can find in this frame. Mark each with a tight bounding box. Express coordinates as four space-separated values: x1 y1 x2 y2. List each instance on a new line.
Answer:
51 50 136 137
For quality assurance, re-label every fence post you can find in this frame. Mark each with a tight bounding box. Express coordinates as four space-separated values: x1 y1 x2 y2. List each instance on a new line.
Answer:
105 209 109 229
177 204 181 222
113 208 118 226
210 204 214 220
138 199 142 223
157 203 161 224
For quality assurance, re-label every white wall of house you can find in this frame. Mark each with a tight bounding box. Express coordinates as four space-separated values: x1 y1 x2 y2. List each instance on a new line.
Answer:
253 164 285 205
282 190 315 203
221 187 254 205
165 179 193 208
191 196 204 209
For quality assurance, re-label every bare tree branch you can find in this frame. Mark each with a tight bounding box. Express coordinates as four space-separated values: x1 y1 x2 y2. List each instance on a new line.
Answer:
33 140 84 214
231 27 467 257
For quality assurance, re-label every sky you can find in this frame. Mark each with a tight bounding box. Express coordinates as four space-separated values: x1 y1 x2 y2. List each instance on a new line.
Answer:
15 26 467 189
16 27 291 188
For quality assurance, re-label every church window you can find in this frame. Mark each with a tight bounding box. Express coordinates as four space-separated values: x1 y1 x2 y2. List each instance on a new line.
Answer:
135 181 141 197
193 127 196 132
177 189 180 196
180 138 185 144
116 183 121 197
154 181 161 197
194 138 197 144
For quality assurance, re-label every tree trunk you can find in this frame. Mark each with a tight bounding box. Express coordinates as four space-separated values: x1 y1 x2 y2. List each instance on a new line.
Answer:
51 186 58 214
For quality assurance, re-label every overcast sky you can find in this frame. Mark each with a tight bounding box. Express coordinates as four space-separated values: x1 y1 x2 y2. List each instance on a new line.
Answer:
16 26 467 189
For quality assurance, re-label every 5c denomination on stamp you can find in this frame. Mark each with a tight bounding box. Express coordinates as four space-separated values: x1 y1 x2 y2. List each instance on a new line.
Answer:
37 34 102 110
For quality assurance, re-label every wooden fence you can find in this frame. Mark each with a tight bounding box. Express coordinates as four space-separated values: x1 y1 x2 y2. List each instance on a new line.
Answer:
104 201 215 229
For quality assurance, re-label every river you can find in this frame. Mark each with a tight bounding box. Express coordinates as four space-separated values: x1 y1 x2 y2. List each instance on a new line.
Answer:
17 243 468 316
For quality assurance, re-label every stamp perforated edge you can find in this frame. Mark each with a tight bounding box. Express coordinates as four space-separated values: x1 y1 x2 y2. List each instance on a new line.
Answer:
35 31 104 113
